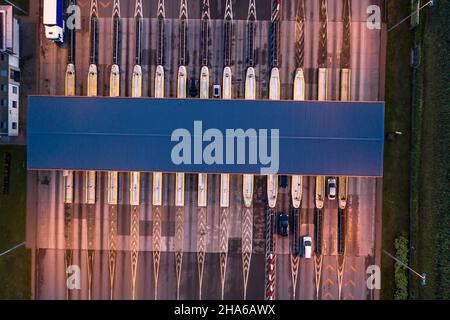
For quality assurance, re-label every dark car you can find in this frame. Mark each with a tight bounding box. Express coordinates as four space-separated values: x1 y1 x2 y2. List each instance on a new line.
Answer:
189 79 199 97
279 175 288 188
213 85 221 98
277 212 289 237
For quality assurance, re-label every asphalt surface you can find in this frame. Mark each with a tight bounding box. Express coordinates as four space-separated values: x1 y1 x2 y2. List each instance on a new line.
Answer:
27 0 385 300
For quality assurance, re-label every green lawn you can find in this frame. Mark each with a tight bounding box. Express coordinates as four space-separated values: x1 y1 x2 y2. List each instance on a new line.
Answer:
383 0 450 300
381 0 414 299
0 145 30 299
412 1 450 300
0 0 29 15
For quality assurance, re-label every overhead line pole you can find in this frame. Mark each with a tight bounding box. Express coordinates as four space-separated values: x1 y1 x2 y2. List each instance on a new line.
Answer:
0 241 26 257
382 250 426 283
2 0 27 14
388 0 434 32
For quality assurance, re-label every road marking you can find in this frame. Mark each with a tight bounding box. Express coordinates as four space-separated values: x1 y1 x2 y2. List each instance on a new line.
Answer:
158 0 165 17
337 255 346 300
290 256 300 299
219 208 229 300
341 0 352 69
77 0 89 8
109 205 117 300
134 0 143 18
314 255 323 300
323 292 333 299
87 249 94 300
130 205 139 300
175 250 183 300
64 202 73 300
87 203 96 300
152 206 162 299
90 0 98 17
99 0 109 9
265 210 276 300
175 207 184 300
242 207 253 300
112 0 120 16
347 280 356 288
295 0 305 67
345 293 355 300
318 0 328 68
197 207 207 300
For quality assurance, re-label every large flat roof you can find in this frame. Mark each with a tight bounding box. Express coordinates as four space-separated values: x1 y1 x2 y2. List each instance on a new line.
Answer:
27 96 384 177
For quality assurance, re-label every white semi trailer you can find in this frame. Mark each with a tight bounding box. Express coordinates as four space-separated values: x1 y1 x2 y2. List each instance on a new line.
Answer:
43 0 65 43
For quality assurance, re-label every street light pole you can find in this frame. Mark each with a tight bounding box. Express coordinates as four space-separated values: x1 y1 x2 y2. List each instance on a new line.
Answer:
0 241 26 257
388 0 434 32
382 249 426 285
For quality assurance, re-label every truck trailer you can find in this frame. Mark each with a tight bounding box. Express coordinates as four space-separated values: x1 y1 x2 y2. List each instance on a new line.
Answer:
43 0 64 43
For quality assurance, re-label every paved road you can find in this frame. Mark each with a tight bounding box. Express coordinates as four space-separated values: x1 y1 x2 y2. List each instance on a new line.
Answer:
27 0 384 300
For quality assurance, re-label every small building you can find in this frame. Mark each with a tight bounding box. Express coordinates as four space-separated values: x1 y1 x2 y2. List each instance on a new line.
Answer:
0 5 20 137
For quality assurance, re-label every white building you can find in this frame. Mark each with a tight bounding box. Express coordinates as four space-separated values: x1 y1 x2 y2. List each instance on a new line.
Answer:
0 5 20 137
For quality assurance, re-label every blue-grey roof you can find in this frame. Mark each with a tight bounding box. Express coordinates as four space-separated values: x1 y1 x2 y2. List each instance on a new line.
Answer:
27 96 385 177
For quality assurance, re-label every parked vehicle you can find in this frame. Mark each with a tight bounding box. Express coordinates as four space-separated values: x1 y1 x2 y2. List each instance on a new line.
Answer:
302 236 312 258
277 212 289 237
279 175 288 188
213 85 221 98
189 78 199 97
327 177 337 200
43 0 65 43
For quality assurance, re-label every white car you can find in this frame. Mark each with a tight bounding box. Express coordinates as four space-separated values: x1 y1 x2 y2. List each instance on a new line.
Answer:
302 236 312 259
327 177 337 200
